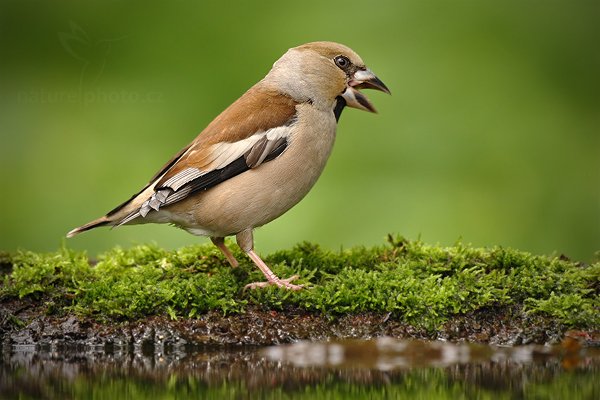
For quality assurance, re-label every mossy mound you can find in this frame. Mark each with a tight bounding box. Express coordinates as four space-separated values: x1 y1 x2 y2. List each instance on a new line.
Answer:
1 236 598 338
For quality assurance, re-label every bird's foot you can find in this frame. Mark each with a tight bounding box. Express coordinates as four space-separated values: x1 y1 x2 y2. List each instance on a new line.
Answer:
244 275 303 291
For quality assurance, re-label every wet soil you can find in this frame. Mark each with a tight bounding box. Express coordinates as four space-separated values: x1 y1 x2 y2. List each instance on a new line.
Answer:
1 298 597 350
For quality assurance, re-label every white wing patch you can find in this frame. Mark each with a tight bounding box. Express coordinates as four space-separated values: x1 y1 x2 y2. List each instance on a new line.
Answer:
161 167 204 191
209 125 291 169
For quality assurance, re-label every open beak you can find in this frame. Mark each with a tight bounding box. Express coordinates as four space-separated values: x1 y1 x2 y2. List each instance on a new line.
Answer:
342 68 390 113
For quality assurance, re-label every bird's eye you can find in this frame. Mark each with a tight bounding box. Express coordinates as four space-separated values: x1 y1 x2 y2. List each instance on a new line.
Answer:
334 55 350 70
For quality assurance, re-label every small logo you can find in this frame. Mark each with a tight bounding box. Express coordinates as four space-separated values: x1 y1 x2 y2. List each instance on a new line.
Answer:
58 21 125 90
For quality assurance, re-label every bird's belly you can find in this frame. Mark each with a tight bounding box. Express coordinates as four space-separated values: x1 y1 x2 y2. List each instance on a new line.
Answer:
161 108 337 237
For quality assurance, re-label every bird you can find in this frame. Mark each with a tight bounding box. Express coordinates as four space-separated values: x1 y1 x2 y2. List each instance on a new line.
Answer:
67 41 390 290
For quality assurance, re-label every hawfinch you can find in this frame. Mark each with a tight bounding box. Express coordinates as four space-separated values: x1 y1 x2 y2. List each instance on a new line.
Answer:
67 41 390 290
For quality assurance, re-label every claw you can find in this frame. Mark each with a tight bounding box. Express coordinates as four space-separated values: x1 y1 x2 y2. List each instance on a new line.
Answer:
244 275 303 291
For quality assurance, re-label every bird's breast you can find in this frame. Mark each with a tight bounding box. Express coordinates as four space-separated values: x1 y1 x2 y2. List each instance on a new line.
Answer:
284 103 338 184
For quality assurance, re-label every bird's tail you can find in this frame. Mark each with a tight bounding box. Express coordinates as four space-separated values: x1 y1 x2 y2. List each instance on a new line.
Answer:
66 182 156 238
66 216 112 238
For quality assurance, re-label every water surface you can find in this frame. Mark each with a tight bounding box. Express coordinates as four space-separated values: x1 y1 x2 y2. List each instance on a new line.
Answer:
2 338 598 399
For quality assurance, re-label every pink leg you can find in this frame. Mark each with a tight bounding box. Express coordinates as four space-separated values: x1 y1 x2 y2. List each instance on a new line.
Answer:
245 249 303 291
210 237 239 268
236 229 304 291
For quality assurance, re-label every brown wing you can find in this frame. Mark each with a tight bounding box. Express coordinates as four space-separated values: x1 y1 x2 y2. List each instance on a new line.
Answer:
155 85 298 187
112 84 299 225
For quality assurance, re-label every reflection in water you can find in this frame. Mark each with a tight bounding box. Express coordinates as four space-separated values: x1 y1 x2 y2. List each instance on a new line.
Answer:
263 337 596 370
2 338 599 399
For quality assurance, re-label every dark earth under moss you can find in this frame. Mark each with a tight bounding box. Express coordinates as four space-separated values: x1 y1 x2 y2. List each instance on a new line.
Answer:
3 304 599 349
1 236 598 347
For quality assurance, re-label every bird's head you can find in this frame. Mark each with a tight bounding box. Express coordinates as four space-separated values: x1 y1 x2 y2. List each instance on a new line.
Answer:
265 41 390 113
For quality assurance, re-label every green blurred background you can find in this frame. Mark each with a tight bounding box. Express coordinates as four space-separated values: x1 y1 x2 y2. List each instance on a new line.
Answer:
1 0 598 261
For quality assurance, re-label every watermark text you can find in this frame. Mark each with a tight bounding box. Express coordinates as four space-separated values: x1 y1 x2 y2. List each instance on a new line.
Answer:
17 89 164 106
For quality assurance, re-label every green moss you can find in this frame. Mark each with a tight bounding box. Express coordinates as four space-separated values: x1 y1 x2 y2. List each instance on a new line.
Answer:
1 236 598 329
